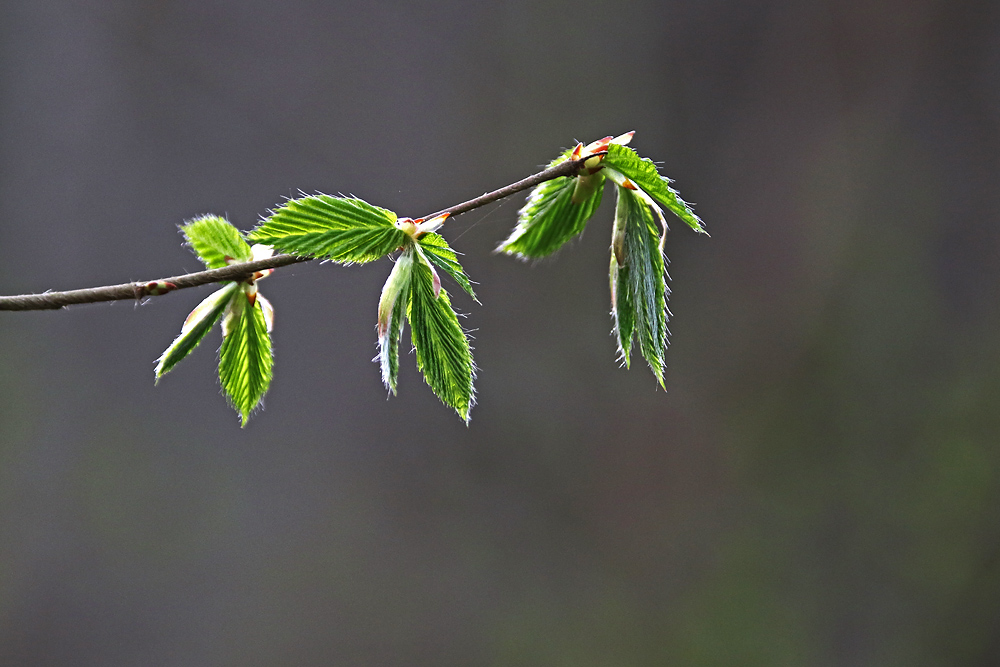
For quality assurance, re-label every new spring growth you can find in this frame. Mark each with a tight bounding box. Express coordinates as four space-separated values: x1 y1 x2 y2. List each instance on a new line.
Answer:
222 244 275 336
1 131 704 424
378 212 451 391
395 212 449 298
571 131 635 204
144 281 178 297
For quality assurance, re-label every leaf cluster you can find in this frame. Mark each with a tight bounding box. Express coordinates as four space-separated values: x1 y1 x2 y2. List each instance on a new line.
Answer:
153 133 703 424
495 133 705 383
155 215 275 425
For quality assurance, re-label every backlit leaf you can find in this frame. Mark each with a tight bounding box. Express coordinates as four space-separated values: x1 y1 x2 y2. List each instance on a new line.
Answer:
611 186 670 386
407 259 475 421
182 215 253 269
602 144 705 234
219 291 274 426
417 232 476 300
497 149 604 259
249 195 407 264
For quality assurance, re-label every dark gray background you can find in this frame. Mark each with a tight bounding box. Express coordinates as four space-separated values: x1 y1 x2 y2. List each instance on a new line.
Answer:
3 1 1000 664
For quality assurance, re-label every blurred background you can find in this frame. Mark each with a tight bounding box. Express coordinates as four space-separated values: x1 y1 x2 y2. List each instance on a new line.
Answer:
2 0 999 664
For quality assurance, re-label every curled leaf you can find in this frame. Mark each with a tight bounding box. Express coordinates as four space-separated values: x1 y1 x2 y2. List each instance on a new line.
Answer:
377 249 415 394
610 185 670 385
155 282 240 381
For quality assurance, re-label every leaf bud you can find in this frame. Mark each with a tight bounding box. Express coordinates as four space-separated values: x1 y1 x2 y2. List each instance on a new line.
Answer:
378 250 414 337
145 281 177 296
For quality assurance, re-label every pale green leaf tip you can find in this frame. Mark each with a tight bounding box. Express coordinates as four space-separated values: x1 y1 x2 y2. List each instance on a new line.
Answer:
654 370 666 390
153 360 170 383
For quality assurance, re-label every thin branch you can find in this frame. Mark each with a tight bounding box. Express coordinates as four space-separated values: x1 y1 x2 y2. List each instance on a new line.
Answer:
0 153 598 311
422 152 600 220
0 255 305 311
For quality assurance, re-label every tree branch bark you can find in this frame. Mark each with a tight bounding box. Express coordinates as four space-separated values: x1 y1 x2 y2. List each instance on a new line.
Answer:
0 152 599 311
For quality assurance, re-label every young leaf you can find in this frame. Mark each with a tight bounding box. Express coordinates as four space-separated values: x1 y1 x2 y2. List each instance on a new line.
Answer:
155 282 240 380
610 256 635 368
611 186 670 386
377 249 415 394
417 232 477 300
182 215 253 269
407 259 475 421
496 149 604 259
249 195 408 264
219 291 274 426
602 144 706 234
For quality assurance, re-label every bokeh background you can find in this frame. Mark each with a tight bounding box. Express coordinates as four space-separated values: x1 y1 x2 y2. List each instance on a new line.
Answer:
2 0 1000 664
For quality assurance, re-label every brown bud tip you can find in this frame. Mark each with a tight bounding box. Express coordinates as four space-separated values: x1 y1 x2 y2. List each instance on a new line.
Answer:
145 281 178 296
622 178 638 190
613 131 635 145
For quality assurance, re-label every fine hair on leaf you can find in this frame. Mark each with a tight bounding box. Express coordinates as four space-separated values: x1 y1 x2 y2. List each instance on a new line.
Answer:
0 130 705 425
219 293 274 426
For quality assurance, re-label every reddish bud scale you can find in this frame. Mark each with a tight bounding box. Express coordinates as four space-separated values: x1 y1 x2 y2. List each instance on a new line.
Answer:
145 281 177 296
244 282 258 306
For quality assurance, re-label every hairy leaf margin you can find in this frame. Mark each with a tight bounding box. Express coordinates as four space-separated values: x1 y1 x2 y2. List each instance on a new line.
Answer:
155 282 240 380
496 149 604 259
603 144 706 235
219 292 274 426
417 233 477 301
182 215 253 269
612 186 670 385
249 195 408 264
407 260 475 421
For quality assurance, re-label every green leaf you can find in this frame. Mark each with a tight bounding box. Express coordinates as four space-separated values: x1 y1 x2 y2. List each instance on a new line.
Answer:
497 149 604 259
610 256 635 368
182 215 253 269
377 249 415 394
219 291 274 426
611 186 670 386
407 258 475 421
602 144 706 234
249 195 408 264
155 282 240 380
417 232 477 300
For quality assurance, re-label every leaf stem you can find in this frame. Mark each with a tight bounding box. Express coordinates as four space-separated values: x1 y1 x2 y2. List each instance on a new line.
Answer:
0 152 601 311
